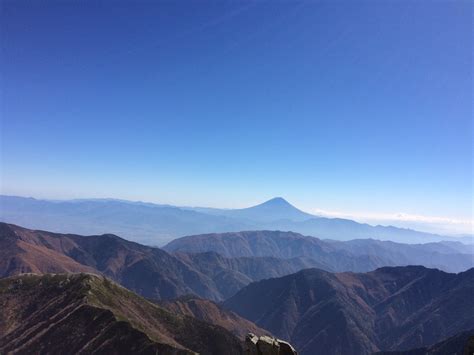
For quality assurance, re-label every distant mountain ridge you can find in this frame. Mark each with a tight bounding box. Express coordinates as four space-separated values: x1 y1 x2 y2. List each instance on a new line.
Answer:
223 266 474 355
189 197 316 222
0 195 466 245
164 230 474 273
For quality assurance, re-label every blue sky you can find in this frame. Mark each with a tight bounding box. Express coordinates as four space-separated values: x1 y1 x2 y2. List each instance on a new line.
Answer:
1 0 472 234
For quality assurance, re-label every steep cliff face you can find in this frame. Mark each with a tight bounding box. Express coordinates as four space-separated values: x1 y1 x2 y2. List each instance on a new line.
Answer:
0 273 244 355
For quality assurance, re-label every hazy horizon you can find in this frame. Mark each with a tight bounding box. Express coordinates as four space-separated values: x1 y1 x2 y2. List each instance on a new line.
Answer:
2 193 471 236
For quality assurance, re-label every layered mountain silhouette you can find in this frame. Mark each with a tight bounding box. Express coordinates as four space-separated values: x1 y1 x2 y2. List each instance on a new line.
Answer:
1 195 465 245
165 230 474 273
0 273 243 354
224 266 474 355
0 223 330 300
2 222 473 304
2 222 472 301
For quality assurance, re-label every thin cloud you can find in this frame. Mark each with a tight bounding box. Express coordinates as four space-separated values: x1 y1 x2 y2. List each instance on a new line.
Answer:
309 208 473 234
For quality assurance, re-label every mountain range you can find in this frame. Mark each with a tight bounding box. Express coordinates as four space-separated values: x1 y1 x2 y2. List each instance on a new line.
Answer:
165 230 474 273
1 195 467 245
2 222 473 304
1 222 328 301
1 222 473 354
224 266 474 355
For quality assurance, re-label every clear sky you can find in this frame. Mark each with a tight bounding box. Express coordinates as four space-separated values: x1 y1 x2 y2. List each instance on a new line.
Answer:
1 0 472 234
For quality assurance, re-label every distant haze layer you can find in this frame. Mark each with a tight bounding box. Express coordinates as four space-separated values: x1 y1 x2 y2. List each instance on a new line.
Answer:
0 195 472 246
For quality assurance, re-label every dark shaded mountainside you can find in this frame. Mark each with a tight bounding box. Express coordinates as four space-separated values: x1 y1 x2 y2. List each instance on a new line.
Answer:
165 230 474 273
376 329 474 354
0 273 243 355
158 295 271 340
2 195 465 245
0 222 326 301
224 266 474 355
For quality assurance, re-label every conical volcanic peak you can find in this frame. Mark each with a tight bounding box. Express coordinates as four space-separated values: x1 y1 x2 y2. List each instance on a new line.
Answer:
260 197 292 206
231 197 316 222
